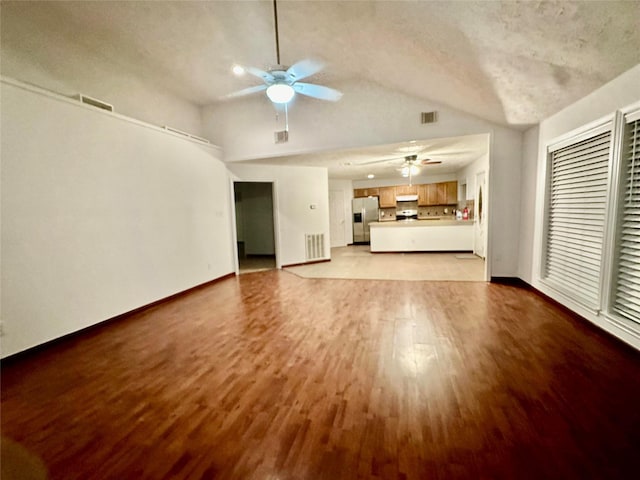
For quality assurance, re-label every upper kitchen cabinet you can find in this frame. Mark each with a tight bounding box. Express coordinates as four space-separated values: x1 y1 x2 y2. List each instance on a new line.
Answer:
395 184 418 195
417 184 428 206
418 181 458 206
427 183 439 205
378 187 396 207
354 187 379 198
446 181 458 205
437 183 447 204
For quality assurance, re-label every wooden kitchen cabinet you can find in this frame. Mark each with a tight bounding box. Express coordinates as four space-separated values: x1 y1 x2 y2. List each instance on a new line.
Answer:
378 186 396 207
426 183 439 205
436 183 447 205
418 181 458 205
446 181 458 204
395 184 417 195
353 187 379 198
417 184 428 206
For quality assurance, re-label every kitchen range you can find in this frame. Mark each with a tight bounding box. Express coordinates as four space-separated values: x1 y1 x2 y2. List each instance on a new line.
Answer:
395 194 418 220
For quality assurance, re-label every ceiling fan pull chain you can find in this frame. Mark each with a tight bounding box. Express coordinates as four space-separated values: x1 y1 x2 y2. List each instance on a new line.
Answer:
285 102 289 132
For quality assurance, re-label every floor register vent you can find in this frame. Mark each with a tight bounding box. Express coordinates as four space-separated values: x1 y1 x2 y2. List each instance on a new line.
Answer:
305 234 325 261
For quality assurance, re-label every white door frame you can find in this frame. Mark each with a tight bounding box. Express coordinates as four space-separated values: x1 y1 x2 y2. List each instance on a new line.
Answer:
229 180 281 274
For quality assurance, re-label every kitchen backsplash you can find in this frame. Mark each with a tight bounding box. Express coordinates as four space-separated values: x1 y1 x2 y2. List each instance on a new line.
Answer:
379 207 396 221
379 200 475 221
461 199 475 219
418 206 456 217
417 200 474 219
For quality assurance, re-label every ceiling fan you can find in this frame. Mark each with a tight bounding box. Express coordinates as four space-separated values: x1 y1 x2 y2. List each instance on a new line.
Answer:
359 154 442 167
226 0 342 104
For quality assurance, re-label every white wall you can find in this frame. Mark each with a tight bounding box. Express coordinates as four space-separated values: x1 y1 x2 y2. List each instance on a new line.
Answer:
523 64 640 349
1 11 203 136
203 79 521 163
1 79 235 357
488 128 523 276
228 164 330 266
204 79 524 277
328 179 354 246
517 125 540 282
457 152 490 201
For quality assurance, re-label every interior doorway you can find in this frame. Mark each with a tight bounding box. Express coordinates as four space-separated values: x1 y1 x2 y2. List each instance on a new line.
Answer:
233 182 276 273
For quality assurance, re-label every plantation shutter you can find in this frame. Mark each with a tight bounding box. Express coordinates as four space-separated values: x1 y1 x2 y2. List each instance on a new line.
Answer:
612 116 640 324
543 128 611 309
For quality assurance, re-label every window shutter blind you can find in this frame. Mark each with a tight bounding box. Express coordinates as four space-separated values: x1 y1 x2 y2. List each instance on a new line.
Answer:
543 130 611 309
612 118 640 324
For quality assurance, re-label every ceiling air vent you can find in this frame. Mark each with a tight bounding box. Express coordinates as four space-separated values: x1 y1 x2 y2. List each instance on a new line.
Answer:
73 94 113 112
421 111 438 124
274 130 289 144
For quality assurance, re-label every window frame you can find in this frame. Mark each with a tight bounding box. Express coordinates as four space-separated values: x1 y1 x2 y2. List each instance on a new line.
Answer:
540 115 615 313
603 103 640 332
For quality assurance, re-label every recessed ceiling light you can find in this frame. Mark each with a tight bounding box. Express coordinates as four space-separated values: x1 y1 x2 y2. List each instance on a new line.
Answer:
367 174 375 179
232 65 245 76
409 140 417 144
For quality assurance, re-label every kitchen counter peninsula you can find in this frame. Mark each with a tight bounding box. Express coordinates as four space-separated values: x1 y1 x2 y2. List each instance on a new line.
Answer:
369 218 473 252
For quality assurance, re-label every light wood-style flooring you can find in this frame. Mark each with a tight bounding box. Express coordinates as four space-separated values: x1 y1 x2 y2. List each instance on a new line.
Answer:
2 271 639 479
286 245 485 281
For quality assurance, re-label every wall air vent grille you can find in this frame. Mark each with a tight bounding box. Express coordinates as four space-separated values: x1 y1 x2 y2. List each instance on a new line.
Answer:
274 130 289 143
305 234 325 260
74 94 113 112
421 111 438 124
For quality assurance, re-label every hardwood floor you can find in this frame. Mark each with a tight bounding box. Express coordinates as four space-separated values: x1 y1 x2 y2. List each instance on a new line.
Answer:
2 271 639 479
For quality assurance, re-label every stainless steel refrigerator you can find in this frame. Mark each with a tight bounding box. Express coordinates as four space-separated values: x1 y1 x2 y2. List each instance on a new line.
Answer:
352 197 379 243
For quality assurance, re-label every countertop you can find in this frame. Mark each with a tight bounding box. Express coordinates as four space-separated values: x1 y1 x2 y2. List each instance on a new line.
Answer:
370 218 473 227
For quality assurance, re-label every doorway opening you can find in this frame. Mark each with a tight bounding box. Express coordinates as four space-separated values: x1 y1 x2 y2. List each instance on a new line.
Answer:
233 182 276 274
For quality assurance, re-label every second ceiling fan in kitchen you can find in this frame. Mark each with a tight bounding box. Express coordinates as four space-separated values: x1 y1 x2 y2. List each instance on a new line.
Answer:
359 154 444 185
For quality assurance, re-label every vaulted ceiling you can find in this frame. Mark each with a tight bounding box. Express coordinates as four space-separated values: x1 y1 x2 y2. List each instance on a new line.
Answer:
2 0 639 178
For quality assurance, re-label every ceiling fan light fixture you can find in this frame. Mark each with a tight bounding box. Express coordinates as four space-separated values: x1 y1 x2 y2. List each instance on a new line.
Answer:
266 83 295 104
401 165 420 177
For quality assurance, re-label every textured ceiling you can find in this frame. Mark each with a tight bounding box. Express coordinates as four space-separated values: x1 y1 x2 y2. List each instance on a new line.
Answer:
2 0 639 179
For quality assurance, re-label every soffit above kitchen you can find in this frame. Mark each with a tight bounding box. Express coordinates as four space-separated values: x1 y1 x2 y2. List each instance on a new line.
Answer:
1 1 638 128
236 133 489 180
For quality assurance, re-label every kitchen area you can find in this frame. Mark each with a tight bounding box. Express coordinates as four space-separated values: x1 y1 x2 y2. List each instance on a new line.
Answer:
352 180 478 254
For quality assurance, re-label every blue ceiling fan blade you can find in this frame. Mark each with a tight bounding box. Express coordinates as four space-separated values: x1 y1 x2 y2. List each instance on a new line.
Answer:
293 82 342 101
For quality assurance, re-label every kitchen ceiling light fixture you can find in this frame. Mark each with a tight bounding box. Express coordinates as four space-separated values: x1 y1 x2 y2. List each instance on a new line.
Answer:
401 165 419 177
367 173 375 179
